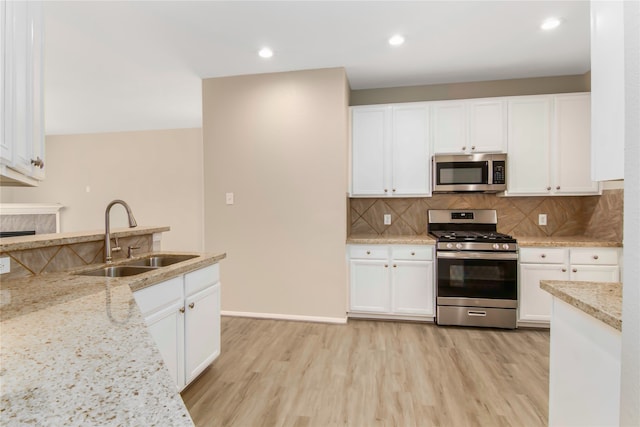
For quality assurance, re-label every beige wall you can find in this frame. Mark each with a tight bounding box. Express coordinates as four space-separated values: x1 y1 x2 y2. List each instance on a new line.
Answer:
0 129 204 252
202 68 348 321
350 72 591 105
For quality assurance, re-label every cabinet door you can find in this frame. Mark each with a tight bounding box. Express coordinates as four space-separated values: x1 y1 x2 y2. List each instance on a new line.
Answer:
553 94 600 195
570 265 619 282
506 96 552 195
349 259 390 313
0 0 9 164
468 99 506 153
519 263 569 323
391 260 434 316
185 283 221 384
431 101 467 154
391 104 430 195
145 302 185 390
351 106 390 195
28 1 44 180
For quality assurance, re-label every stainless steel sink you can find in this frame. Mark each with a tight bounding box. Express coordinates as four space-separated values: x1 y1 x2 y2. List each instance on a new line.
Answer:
124 254 198 267
78 265 158 277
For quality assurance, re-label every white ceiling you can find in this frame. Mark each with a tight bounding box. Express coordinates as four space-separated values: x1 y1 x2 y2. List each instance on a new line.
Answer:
44 1 590 135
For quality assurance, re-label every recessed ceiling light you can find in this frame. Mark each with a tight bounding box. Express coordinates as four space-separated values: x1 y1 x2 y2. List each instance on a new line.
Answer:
258 47 273 58
388 34 405 46
541 17 561 30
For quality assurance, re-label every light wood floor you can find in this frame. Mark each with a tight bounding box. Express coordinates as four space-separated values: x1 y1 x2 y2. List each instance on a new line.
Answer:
182 317 549 427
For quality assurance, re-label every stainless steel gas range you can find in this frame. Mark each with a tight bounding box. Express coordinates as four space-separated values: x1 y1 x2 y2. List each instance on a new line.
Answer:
428 209 518 329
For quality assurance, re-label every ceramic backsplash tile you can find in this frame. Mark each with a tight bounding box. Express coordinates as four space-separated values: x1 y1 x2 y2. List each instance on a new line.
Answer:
0 235 153 280
349 189 623 240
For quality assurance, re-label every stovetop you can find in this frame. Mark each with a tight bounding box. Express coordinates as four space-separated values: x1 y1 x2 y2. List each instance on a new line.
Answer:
430 230 516 243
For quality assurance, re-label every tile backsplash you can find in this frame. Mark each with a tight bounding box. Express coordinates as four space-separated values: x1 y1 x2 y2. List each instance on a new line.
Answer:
349 189 623 241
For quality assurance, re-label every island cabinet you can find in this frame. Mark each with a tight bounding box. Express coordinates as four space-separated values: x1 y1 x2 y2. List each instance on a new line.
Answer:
518 247 620 326
350 103 430 197
134 264 221 391
505 93 600 196
431 98 506 154
348 245 435 319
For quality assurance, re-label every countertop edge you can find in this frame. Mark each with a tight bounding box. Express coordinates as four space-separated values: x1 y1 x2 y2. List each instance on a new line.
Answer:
540 280 622 331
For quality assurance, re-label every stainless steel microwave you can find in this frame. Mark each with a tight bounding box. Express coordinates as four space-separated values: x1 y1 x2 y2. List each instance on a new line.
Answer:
432 153 507 193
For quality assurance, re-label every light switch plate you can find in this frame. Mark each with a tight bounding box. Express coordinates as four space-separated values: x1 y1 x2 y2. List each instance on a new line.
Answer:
225 192 234 205
0 257 10 274
538 214 548 226
383 214 391 225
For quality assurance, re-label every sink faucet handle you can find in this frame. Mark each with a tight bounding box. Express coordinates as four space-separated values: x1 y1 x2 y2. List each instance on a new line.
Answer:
128 246 141 258
111 237 122 253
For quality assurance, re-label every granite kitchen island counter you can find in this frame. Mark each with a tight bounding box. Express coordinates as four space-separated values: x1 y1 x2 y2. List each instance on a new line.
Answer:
0 251 225 425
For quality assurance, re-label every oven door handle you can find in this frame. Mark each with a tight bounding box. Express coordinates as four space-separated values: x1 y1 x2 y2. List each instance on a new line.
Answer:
437 251 518 261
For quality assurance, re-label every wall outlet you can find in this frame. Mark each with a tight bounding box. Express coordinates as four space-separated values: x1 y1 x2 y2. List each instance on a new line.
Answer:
0 257 10 274
538 214 548 226
225 192 234 205
383 214 391 225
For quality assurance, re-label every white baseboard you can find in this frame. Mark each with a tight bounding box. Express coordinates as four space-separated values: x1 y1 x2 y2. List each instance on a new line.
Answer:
221 310 347 324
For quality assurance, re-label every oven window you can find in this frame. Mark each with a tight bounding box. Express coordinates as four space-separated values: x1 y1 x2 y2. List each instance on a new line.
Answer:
437 258 517 300
437 161 488 185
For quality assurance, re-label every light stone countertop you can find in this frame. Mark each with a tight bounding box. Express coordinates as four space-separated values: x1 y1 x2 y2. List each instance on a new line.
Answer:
0 251 226 425
0 225 170 252
347 235 437 245
515 235 622 248
540 280 622 331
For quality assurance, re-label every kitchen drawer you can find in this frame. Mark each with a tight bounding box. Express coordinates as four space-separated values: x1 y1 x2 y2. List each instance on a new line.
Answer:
185 264 220 297
391 246 433 261
570 248 619 265
348 246 389 260
519 248 568 264
134 276 184 316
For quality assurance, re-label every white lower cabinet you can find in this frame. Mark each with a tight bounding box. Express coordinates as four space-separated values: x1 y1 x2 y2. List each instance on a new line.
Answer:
349 245 435 319
134 264 221 391
518 247 620 325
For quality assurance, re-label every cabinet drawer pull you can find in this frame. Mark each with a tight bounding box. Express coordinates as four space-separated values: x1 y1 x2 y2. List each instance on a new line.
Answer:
189 302 195 309
593 255 599 260
540 254 546 258
572 268 577 273
179 307 185 314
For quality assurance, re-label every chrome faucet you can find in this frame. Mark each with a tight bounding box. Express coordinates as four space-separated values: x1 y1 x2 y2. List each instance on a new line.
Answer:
105 200 137 263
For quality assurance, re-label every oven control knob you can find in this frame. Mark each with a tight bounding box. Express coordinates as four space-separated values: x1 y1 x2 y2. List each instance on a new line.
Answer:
493 243 500 250
502 244 510 250
455 243 462 249
446 243 453 249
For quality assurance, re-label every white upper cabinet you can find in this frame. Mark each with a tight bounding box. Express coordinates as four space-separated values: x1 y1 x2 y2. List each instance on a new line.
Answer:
351 103 430 197
505 93 600 196
590 0 625 181
506 96 553 195
432 98 506 154
1 1 45 186
554 94 600 195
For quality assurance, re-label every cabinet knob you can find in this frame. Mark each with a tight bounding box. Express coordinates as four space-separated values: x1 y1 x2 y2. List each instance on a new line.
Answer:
572 268 577 273
384 264 388 268
556 186 561 190
546 186 551 191
179 307 185 314
392 188 396 192
462 146 467 151
384 189 388 193
366 250 370 255
562 268 567 272
411 252 415 256
189 302 195 309
393 264 397 268
471 146 476 150
593 255 599 260
30 157 44 169
541 254 546 258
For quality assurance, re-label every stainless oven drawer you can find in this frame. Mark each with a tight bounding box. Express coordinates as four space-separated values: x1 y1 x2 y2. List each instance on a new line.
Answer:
437 305 517 329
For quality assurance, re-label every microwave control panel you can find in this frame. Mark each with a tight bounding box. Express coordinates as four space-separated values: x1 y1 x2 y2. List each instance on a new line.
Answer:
492 161 506 184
